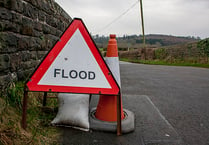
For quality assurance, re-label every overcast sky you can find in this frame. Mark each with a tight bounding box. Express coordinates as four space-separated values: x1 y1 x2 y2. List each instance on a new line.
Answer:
55 0 209 39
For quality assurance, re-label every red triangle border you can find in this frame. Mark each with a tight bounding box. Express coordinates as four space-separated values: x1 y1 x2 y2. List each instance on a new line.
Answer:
26 18 120 95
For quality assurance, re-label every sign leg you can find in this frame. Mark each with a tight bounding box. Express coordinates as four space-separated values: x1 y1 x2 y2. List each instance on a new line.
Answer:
117 92 122 136
22 90 28 129
43 92 47 106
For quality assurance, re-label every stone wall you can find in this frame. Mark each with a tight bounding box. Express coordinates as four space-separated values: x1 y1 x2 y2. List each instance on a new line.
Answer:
0 0 72 91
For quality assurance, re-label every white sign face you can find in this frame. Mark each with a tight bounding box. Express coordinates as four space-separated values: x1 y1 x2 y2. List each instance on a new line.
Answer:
38 29 111 88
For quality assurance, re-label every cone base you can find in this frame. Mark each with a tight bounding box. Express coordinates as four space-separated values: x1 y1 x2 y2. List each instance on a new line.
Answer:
90 108 135 133
95 95 125 122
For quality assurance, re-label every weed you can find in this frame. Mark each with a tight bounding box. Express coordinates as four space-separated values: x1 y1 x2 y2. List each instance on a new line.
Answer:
5 81 24 111
197 38 209 57
155 48 167 59
40 35 45 40
0 82 60 145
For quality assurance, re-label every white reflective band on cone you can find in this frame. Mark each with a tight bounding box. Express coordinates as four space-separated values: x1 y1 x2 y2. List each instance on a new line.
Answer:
104 57 121 87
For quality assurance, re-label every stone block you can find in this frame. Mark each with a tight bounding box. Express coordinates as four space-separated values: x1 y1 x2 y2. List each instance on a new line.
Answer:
2 0 12 9
0 54 10 71
34 21 42 31
0 20 20 33
21 51 31 61
0 74 11 91
17 69 24 80
22 2 38 19
29 37 42 51
45 34 59 50
20 61 32 69
20 25 33 36
22 59 40 70
56 29 62 37
0 45 17 53
31 60 39 68
0 0 4 7
41 0 51 14
18 36 30 50
61 10 72 22
25 0 38 6
38 10 46 22
0 21 3 31
35 0 43 9
37 51 47 59
50 26 58 36
0 32 18 47
12 12 22 24
53 2 61 14
20 17 34 36
10 0 23 13
9 53 21 71
17 68 33 80
0 7 12 21
42 23 57 36
57 21 65 32
46 15 58 28
30 51 37 60
33 30 42 37
42 23 51 34
40 36 46 50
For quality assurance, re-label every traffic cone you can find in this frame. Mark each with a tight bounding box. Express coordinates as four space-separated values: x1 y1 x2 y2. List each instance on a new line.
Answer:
95 34 125 122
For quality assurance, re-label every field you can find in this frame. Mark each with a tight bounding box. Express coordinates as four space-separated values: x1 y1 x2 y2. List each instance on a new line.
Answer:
118 38 209 68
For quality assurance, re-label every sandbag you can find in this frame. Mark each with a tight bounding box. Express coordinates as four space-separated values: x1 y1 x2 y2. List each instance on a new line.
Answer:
51 93 90 131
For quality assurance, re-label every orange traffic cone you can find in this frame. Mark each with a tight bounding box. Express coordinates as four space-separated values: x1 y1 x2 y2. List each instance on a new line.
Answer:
95 34 125 122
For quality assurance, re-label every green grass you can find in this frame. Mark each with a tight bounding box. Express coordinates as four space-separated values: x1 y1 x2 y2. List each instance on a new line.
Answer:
120 58 209 68
0 81 60 145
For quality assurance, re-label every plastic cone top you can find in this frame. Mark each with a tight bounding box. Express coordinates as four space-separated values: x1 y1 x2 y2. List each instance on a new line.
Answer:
95 34 124 122
105 34 121 86
106 34 118 57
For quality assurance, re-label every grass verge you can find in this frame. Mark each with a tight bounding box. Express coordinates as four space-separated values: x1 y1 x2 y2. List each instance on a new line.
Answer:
0 82 60 145
120 58 209 68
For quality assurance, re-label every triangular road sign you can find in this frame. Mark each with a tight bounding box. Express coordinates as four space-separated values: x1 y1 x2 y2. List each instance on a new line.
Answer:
26 18 119 95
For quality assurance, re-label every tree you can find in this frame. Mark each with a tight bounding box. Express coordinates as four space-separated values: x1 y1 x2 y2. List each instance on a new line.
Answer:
197 38 209 57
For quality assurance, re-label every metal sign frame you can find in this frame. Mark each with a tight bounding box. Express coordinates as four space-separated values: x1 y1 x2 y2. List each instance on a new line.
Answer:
21 18 122 135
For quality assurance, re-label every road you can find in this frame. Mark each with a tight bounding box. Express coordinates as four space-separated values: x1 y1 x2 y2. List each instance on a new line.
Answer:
61 62 209 145
120 62 209 145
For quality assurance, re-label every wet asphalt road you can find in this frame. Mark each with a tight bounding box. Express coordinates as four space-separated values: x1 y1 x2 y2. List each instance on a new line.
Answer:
60 62 209 145
120 62 209 145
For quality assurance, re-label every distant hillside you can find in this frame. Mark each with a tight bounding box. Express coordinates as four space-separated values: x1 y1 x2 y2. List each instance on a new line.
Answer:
140 34 199 46
118 37 209 65
93 34 200 49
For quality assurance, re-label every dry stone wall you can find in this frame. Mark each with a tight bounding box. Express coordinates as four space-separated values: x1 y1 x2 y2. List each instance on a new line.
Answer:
0 0 72 91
